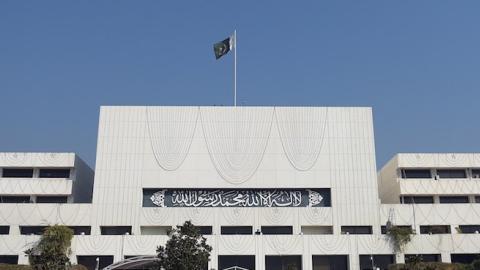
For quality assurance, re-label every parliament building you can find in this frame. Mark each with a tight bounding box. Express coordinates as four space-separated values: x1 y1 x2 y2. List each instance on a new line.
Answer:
0 106 479 270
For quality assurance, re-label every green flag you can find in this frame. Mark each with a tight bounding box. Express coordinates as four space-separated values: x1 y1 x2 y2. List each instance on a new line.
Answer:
213 36 233 60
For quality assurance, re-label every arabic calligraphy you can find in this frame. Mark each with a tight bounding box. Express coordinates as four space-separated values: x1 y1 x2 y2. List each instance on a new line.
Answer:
146 189 329 207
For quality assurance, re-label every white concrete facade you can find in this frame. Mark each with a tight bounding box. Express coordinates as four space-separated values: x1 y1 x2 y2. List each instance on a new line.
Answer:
0 107 479 270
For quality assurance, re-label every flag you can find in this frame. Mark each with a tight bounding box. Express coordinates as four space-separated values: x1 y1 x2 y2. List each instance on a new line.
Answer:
213 35 234 60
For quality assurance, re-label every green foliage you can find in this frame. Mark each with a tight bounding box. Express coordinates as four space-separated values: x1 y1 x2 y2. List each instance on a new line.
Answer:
152 220 212 270
472 259 480 270
0 265 86 270
24 225 74 270
0 264 32 270
69 266 88 270
389 262 469 270
387 226 413 252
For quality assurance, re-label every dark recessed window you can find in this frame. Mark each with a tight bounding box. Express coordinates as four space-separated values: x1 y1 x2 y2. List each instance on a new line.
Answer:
312 255 349 270
20 226 46 235
401 169 432 179
401 196 434 204
0 196 31 203
419 225 451 234
69 226 91 235
476 196 480 203
439 196 469 204
436 169 467 179
36 196 68 203
261 226 293 235
2 168 34 178
0 226 9 235
405 254 440 263
219 255 255 270
458 225 480 234
472 169 480 178
100 226 132 235
195 226 212 235
221 226 252 235
266 255 301 270
77 256 114 270
39 169 70 178
451 254 480 265
359 255 395 270
0 255 18 264
381 225 412 234
341 226 372 235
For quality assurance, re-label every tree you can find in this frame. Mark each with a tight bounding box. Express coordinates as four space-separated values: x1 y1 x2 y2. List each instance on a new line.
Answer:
152 220 212 270
25 225 74 270
386 225 413 252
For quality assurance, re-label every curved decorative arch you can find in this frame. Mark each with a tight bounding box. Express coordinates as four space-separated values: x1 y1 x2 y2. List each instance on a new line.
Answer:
146 107 199 171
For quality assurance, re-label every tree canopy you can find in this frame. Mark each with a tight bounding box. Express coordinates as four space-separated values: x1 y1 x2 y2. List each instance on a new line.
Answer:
25 225 74 270
152 220 212 270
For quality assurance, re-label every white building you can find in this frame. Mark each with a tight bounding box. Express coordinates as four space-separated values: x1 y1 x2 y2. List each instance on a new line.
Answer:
0 106 479 270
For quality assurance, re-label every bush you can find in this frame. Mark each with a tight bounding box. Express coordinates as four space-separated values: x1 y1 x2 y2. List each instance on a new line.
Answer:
0 264 86 270
69 265 88 270
0 264 32 270
389 262 468 270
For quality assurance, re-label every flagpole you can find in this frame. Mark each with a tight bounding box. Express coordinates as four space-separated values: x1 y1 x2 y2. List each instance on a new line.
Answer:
234 29 237 107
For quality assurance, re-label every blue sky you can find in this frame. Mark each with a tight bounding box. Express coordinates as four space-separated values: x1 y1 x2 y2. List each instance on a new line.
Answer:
1 1 479 168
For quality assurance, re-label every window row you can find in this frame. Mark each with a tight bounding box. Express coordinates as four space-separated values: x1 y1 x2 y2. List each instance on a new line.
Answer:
2 253 480 270
400 195 480 204
0 196 68 203
1 168 71 178
401 168 480 179
1 224 479 236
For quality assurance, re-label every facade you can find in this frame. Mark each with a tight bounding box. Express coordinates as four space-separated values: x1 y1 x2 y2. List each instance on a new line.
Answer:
0 106 478 270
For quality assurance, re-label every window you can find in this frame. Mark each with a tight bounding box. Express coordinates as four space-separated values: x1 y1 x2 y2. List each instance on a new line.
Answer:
221 226 252 235
439 196 469 204
0 226 9 235
419 225 451 234
69 226 91 235
472 169 480 178
381 225 412 234
401 196 434 204
436 169 467 179
458 225 480 234
140 226 171 235
100 226 132 235
266 256 301 270
261 226 293 235
195 226 212 235
401 169 432 179
475 196 480 203
451 254 480 265
36 196 68 203
219 255 255 270
77 256 114 270
301 226 333 235
0 255 18 265
312 255 349 270
359 255 395 270
39 169 70 178
405 254 440 263
2 168 33 178
0 196 31 203
20 226 46 235
341 226 372 235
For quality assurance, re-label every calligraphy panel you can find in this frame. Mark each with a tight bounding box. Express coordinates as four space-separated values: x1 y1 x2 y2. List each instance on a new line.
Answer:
142 188 331 207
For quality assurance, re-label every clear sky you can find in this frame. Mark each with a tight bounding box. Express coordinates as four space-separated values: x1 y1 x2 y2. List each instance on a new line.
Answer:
1 1 479 168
